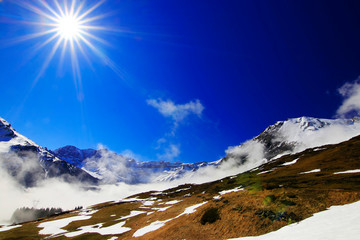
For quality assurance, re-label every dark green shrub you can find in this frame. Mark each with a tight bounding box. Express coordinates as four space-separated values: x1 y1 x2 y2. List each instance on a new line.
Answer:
201 207 220 225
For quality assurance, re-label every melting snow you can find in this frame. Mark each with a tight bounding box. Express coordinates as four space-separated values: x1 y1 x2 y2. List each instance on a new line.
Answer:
116 211 146 221
257 169 275 175
299 169 321 174
219 187 243 195
164 200 182 205
133 201 207 237
281 158 299 166
175 187 191 192
228 200 360 240
0 225 21 232
79 209 98 216
313 147 326 151
143 201 155 206
152 206 172 212
108 237 118 240
38 215 91 236
133 220 171 237
65 221 131 237
333 169 360 174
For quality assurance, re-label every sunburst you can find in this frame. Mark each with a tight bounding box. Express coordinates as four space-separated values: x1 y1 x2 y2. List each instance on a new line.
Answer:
9 0 122 99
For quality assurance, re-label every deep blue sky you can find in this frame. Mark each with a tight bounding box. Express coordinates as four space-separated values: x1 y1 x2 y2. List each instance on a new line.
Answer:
1 0 360 163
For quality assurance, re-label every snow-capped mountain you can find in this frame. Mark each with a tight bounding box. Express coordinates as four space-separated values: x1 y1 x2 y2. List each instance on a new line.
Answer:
0 117 98 187
52 145 220 184
222 116 360 172
52 116 360 185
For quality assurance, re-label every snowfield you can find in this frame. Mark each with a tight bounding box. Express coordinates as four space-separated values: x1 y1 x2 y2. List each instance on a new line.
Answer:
228 200 360 240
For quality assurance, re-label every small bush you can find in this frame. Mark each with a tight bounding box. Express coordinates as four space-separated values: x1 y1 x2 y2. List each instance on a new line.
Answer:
201 207 220 225
263 195 276 205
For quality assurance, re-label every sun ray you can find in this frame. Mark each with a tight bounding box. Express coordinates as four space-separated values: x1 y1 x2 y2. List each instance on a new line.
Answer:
77 0 106 21
33 37 63 88
54 0 66 17
6 29 58 46
78 30 111 46
32 32 61 53
74 38 95 71
39 0 62 20
73 1 85 18
15 1 59 23
78 12 112 25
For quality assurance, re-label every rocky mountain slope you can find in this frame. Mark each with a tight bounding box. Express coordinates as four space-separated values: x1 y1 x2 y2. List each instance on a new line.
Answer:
221 116 360 173
1 134 360 239
0 117 98 187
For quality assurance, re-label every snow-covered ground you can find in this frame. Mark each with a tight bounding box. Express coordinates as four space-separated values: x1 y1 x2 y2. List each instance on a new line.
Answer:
133 201 208 237
228 200 360 240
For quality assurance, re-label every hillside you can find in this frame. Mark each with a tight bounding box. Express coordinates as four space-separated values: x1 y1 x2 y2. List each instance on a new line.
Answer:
1 134 360 239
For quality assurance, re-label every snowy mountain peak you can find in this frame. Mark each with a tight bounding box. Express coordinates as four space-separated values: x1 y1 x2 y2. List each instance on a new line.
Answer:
223 116 360 175
0 117 98 186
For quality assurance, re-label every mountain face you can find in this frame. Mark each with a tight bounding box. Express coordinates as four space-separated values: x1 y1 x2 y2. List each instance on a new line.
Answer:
52 146 220 184
51 116 360 185
0 117 98 187
221 116 360 172
3 134 360 239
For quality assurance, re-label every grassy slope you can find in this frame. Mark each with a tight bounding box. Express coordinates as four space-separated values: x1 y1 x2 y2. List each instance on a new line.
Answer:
1 135 360 240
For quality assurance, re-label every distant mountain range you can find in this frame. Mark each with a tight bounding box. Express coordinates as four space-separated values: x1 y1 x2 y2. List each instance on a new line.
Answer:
4 131 360 239
51 145 221 184
1 116 359 187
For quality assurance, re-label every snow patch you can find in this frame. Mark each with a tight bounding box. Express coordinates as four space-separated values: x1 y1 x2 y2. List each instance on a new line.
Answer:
164 200 182 205
0 225 21 232
299 169 321 174
151 206 172 212
228 200 360 240
219 187 243 195
116 211 146 221
65 221 131 237
38 215 91 236
281 158 299 166
133 201 207 237
333 169 360 174
142 201 155 206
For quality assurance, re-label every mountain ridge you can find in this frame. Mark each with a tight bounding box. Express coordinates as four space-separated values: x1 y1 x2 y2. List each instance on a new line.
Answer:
0 117 98 187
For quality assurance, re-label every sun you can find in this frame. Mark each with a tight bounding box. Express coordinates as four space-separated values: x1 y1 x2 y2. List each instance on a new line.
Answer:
56 15 81 40
8 0 124 93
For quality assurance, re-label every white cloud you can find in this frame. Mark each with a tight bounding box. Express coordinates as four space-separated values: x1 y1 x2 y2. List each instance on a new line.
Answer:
147 98 204 125
336 79 360 117
156 144 180 162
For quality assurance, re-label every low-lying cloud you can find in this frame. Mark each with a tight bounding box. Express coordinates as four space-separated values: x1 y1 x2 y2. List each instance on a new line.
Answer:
156 143 180 162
